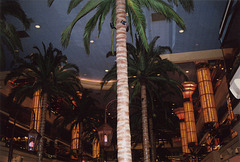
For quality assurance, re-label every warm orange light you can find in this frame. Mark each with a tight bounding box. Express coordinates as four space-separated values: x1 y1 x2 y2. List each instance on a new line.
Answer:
182 81 197 101
173 107 185 120
180 122 190 154
71 124 79 153
197 67 218 123
92 139 100 158
174 108 190 154
32 90 42 132
184 102 197 144
227 95 234 121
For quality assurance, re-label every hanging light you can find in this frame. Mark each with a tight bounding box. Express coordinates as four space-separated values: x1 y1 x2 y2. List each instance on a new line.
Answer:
173 108 190 154
196 65 218 124
28 129 40 151
97 123 113 147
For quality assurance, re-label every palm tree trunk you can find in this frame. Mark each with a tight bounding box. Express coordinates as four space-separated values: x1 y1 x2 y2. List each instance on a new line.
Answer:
141 83 150 162
149 117 156 162
78 122 83 162
116 0 132 161
38 93 47 162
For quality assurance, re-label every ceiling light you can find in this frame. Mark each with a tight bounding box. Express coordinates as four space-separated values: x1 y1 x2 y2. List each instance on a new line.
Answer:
157 74 161 76
133 76 137 78
172 103 175 106
126 13 129 17
90 40 94 43
105 70 109 72
35 25 40 29
186 70 189 73
179 29 184 33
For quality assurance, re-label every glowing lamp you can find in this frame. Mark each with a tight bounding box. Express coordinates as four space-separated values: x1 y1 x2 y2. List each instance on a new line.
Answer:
174 108 190 154
184 102 197 144
173 107 185 120
71 124 80 154
98 123 113 147
197 67 218 123
32 91 42 132
28 129 40 151
182 81 197 101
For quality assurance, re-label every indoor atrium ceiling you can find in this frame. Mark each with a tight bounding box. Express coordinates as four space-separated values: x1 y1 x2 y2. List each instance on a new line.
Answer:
7 0 227 81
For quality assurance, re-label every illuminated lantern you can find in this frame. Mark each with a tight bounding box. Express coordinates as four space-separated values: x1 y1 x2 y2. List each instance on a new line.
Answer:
182 82 198 145
174 108 190 154
196 63 218 124
31 90 42 132
98 123 113 147
28 129 40 151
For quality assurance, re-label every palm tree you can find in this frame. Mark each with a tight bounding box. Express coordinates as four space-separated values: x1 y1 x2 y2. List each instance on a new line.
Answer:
5 43 82 162
53 89 103 161
0 1 32 69
102 35 186 161
48 1 193 161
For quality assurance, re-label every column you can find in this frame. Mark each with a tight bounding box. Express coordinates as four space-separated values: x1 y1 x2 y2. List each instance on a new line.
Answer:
182 82 198 146
71 124 79 159
196 62 218 124
174 107 190 154
31 90 42 132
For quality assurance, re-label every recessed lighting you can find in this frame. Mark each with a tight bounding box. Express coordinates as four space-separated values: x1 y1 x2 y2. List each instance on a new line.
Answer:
186 70 189 73
105 70 109 72
90 40 94 43
133 76 137 78
172 103 175 106
35 25 40 29
14 49 19 53
179 29 184 33
157 74 161 76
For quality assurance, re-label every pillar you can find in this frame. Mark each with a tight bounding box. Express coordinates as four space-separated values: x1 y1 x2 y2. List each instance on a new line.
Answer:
174 108 190 154
31 90 42 132
196 62 218 124
182 82 198 146
71 124 79 159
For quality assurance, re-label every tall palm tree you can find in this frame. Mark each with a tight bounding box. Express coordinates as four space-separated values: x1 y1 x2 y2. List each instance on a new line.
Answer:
53 89 103 161
102 35 186 161
48 1 193 161
5 43 82 162
0 1 32 69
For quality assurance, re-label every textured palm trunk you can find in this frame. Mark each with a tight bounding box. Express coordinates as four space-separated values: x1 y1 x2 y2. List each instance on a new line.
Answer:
149 117 156 162
116 0 132 161
38 93 47 162
141 83 150 162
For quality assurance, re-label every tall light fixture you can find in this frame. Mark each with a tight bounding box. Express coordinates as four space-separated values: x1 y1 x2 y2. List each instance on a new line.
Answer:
196 62 218 124
98 100 114 147
182 82 198 146
174 108 190 154
71 124 80 158
92 139 100 158
32 90 42 132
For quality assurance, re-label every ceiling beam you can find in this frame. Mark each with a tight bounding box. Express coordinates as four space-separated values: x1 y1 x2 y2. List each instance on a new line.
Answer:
161 49 224 63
